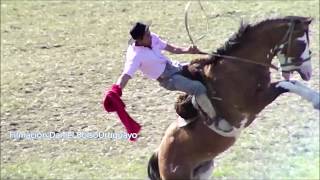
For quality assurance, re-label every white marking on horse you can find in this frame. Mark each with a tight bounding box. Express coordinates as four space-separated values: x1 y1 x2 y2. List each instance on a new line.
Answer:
296 34 312 80
297 33 310 59
277 51 293 65
297 33 308 41
169 163 179 173
279 44 284 49
277 32 311 80
277 33 309 64
177 116 188 127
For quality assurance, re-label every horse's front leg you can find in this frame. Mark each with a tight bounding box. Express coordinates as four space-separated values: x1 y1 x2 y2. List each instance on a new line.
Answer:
276 80 319 110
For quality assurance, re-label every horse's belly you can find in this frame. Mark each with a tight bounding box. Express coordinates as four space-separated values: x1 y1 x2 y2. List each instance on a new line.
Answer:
165 121 237 162
191 121 237 160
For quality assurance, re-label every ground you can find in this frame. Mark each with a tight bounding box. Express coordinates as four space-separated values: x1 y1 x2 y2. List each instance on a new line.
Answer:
1 1 319 179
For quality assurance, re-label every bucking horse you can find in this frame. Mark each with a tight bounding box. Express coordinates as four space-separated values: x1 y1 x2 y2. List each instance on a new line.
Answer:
147 15 317 180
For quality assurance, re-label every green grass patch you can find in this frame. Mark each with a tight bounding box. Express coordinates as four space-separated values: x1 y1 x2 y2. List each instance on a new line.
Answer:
1 152 148 179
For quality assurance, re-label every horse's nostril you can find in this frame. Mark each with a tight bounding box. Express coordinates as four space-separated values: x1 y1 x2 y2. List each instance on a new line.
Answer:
309 50 312 54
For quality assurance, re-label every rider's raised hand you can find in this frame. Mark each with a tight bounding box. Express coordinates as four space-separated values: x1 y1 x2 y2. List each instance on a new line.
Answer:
188 45 207 54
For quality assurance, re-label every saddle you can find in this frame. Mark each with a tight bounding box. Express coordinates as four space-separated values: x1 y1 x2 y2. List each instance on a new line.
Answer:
175 93 198 119
175 59 237 135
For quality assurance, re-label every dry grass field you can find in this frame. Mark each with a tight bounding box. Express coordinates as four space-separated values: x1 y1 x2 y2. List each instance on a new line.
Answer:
1 1 319 179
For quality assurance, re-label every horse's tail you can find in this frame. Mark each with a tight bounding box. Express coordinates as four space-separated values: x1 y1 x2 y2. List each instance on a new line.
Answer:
147 151 161 180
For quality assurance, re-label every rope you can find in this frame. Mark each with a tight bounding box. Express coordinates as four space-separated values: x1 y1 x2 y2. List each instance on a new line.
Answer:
184 1 279 70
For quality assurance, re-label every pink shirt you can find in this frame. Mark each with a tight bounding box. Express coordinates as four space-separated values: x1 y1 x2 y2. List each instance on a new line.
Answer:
122 33 170 79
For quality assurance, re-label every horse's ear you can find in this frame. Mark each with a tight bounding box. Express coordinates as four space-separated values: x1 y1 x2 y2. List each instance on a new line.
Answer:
300 17 313 31
304 17 313 25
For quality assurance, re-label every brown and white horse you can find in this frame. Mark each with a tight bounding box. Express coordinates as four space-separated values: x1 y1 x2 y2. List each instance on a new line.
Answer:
147 16 314 180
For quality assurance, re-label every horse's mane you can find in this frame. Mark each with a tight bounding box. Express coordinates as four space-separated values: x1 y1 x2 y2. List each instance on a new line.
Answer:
213 20 250 59
210 16 297 61
176 16 306 120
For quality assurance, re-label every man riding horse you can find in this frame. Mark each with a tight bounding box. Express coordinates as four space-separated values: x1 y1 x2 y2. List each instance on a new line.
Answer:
103 15 318 179
110 22 217 125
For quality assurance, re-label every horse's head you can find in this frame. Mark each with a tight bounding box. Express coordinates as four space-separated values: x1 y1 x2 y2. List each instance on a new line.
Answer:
274 16 313 81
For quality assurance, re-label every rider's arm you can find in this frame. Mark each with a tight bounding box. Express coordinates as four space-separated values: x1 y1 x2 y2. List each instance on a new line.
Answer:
164 43 206 54
164 43 190 54
116 73 131 89
117 55 140 89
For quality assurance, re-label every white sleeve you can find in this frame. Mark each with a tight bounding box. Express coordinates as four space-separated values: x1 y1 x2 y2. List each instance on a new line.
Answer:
152 33 167 50
122 56 140 78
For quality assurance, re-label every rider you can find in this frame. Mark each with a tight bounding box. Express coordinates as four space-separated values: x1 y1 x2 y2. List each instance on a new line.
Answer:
112 22 216 123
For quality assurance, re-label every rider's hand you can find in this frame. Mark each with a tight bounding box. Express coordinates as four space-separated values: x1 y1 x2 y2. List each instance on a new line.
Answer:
108 84 122 97
187 45 206 54
103 84 123 112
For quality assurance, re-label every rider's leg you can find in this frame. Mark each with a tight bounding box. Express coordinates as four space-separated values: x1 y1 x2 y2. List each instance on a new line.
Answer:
159 74 216 121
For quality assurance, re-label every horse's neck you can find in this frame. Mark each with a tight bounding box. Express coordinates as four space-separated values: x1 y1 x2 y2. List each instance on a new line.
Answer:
255 21 289 60
232 23 288 67
228 39 273 68
205 20 291 127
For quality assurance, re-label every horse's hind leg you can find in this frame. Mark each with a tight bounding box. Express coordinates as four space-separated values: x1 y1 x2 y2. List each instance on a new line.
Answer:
158 122 194 180
193 160 214 180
